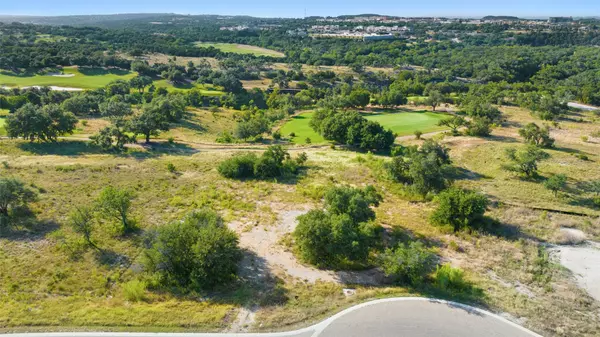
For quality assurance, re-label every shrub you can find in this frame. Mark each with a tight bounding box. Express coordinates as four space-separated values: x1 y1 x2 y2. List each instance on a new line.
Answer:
414 130 423 140
503 146 549 178
0 177 37 229
305 137 312 144
293 186 382 268
218 146 306 180
289 132 296 137
218 153 258 179
544 174 567 197
434 264 468 291
519 123 555 148
122 280 147 302
144 209 242 289
166 163 177 173
272 130 281 140
386 140 453 196
379 241 437 285
465 117 493 137
430 188 488 232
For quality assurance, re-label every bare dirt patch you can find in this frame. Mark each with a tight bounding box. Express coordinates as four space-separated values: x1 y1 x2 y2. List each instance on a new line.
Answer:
552 241 600 302
229 206 382 285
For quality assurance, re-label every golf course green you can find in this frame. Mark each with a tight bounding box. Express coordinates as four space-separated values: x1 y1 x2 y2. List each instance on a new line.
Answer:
0 67 137 89
0 67 225 95
280 111 450 144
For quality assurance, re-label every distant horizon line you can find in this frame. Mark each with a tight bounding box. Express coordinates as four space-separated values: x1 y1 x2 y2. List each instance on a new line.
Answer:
0 12 597 20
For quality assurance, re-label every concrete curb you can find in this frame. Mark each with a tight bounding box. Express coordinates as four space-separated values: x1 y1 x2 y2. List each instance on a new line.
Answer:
1 297 542 337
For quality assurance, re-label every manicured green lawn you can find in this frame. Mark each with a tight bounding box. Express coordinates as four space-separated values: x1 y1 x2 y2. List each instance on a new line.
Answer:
194 42 285 58
279 111 450 144
0 67 136 89
364 111 449 135
279 112 326 145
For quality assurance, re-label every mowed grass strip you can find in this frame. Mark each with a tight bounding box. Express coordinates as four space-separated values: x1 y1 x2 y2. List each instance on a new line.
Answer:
279 111 450 144
194 42 285 58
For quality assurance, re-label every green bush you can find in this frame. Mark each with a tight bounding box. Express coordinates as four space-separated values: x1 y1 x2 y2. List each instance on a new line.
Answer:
430 188 488 232
144 209 242 289
218 153 258 179
544 174 567 197
386 140 453 196
293 186 382 268
122 280 147 302
0 177 37 229
218 146 306 180
434 264 469 291
379 241 437 285
519 123 554 148
503 145 550 178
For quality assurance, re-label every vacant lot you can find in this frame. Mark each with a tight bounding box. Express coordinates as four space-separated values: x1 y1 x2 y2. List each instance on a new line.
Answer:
0 106 599 336
279 110 450 144
194 42 285 58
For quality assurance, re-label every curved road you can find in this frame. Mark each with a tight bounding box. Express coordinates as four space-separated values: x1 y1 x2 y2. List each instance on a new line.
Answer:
2 298 541 337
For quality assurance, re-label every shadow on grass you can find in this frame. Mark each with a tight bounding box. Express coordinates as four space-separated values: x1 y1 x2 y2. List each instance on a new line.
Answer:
78 67 131 77
148 250 290 308
0 219 60 241
176 112 208 133
18 140 105 156
486 134 519 143
452 167 491 181
94 248 131 269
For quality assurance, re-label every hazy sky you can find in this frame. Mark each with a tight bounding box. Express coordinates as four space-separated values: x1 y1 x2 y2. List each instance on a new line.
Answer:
1 0 599 18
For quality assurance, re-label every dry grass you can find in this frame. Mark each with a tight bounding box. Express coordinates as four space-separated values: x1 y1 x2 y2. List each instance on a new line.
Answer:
0 104 599 335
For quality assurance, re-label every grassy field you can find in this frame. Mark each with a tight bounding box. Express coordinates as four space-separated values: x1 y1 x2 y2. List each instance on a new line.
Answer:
0 67 136 89
0 67 224 94
194 42 285 58
279 110 450 144
0 105 599 336
278 112 326 145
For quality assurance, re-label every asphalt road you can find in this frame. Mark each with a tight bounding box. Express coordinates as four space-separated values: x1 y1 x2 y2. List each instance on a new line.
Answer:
2 298 541 337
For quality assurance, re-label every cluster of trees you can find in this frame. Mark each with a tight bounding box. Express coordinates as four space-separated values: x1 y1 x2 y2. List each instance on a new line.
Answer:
310 109 395 151
5 103 78 142
386 140 454 197
218 146 307 180
293 186 383 268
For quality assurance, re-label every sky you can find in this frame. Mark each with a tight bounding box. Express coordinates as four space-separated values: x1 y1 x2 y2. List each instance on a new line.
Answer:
1 0 599 18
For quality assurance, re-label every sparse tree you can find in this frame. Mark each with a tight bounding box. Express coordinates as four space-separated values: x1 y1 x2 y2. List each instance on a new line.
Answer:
96 186 134 233
438 116 467 135
69 206 97 248
544 174 567 197
519 123 555 148
504 146 550 178
425 90 445 111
